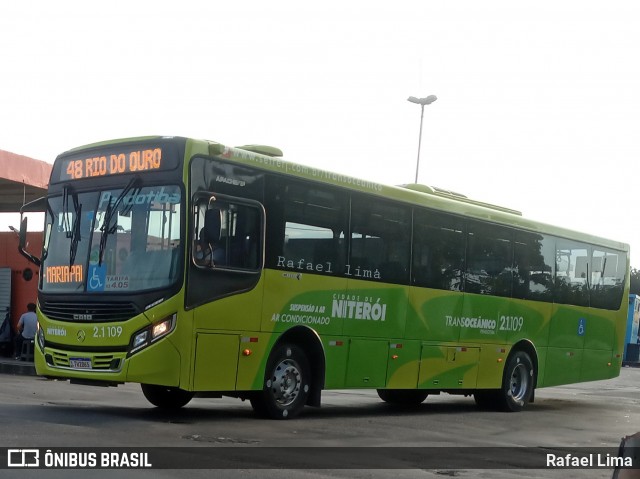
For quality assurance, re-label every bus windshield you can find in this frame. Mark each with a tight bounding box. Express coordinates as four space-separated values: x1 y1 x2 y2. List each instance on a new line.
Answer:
41 183 182 294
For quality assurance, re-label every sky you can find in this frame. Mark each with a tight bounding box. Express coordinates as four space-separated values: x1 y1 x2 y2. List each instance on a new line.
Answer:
1 1 638 266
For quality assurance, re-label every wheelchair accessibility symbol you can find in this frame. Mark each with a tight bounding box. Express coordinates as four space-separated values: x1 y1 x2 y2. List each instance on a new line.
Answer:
578 318 586 336
87 264 106 291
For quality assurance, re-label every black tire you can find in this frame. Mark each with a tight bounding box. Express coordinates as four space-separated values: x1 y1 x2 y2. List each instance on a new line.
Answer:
496 350 535 412
141 384 194 409
377 389 428 406
250 344 311 419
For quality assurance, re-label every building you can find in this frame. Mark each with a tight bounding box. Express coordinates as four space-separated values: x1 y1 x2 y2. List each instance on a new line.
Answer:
0 149 51 355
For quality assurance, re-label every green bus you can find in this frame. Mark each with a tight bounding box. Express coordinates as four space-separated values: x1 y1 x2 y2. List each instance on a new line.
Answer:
20 136 630 419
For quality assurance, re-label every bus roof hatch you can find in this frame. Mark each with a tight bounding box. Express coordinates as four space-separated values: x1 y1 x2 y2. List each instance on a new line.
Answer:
401 183 522 216
235 145 283 157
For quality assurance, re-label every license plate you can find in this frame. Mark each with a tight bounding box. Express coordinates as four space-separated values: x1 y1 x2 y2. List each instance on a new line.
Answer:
69 357 92 369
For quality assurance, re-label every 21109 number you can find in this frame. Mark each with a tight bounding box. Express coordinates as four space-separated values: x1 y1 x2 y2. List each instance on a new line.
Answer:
499 315 524 332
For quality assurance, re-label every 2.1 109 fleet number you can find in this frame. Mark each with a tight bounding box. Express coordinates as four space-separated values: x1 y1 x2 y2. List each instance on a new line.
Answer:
93 326 123 338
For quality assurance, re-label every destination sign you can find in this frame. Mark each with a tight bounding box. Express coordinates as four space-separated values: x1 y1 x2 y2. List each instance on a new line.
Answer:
45 264 84 284
59 148 163 181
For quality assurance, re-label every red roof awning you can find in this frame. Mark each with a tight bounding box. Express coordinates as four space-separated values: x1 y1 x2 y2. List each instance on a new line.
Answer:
0 149 52 212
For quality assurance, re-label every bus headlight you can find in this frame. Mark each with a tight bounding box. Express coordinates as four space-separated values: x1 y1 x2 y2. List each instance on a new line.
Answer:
37 323 45 351
128 314 176 357
131 330 149 351
152 320 171 338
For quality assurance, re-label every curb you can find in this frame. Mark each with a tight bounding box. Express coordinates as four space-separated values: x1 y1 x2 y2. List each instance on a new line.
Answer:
0 359 37 377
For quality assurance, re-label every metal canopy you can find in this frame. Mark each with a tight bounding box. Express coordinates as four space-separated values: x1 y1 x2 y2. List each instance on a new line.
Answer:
0 149 52 212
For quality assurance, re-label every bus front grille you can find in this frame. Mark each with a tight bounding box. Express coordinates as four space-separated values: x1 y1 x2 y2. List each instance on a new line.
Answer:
40 301 139 322
47 351 122 372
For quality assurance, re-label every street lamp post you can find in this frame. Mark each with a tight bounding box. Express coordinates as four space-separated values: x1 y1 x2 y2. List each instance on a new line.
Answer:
407 95 437 183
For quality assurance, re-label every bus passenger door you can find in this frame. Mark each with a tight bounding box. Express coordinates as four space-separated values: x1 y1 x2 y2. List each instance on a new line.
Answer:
188 194 265 332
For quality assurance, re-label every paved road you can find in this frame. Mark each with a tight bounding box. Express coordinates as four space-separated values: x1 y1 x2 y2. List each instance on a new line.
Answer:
1 367 639 478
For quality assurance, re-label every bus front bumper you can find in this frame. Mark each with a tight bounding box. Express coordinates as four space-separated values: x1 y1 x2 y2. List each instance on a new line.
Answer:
34 337 182 388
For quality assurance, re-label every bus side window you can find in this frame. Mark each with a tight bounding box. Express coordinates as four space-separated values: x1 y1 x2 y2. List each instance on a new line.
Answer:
266 178 348 276
193 197 262 271
590 248 626 310
465 221 513 297
554 240 590 307
228 205 261 269
198 207 225 267
512 231 554 302
412 210 465 292
350 196 410 284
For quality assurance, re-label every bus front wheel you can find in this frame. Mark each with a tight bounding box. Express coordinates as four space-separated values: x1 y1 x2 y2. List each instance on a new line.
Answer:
250 344 310 419
141 384 194 409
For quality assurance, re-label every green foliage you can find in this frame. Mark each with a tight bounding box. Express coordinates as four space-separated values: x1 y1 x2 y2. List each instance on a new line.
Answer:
631 268 640 295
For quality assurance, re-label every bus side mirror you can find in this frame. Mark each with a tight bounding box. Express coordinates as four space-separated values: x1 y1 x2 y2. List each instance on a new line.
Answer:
18 215 41 267
19 216 28 251
17 197 46 267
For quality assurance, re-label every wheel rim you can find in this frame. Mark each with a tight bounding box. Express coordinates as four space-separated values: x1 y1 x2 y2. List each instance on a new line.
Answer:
269 358 302 407
509 362 529 402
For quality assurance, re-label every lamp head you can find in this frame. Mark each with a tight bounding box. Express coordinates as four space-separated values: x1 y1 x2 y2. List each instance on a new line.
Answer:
407 95 438 106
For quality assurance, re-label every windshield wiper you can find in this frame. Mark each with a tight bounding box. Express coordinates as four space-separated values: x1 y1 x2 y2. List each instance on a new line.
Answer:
41 199 56 264
62 185 82 267
97 177 142 266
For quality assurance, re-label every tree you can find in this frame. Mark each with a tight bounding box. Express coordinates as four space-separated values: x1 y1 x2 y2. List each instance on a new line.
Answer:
631 268 640 295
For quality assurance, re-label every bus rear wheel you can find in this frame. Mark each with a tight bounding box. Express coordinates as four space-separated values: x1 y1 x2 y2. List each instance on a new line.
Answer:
377 389 428 406
250 344 310 420
141 384 194 409
497 350 534 412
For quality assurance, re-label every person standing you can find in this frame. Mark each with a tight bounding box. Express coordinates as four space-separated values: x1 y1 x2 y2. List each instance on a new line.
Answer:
15 303 37 360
